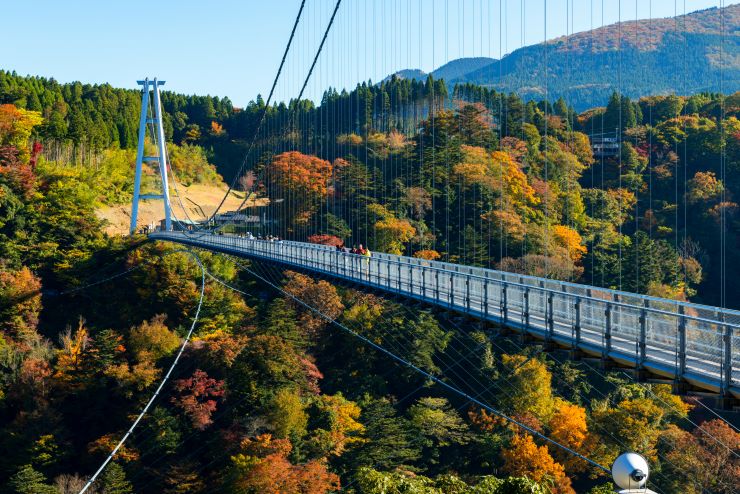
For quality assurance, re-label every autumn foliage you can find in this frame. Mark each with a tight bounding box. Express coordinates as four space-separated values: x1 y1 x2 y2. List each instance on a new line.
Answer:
172 369 225 430
231 434 340 493
501 434 574 494
267 151 333 197
283 271 344 335
413 249 441 261
307 234 343 247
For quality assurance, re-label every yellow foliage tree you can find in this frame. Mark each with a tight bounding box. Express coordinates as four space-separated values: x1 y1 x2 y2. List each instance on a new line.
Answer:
552 225 587 262
591 398 665 463
500 354 556 422
128 314 180 362
337 133 363 146
269 388 308 439
367 204 416 254
309 393 365 456
455 145 539 212
104 360 160 397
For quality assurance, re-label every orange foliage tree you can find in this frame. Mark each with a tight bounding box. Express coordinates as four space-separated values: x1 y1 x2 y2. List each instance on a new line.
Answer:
552 225 587 262
267 152 332 196
230 434 340 493
283 271 344 336
0 104 43 159
413 250 441 261
548 400 589 472
88 433 139 463
0 266 42 340
307 234 343 247
501 434 574 494
660 420 740 494
265 151 332 231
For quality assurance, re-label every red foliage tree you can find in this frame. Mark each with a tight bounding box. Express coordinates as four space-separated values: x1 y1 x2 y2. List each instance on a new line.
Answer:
172 369 225 430
0 146 35 198
307 234 343 247
265 151 333 230
29 141 42 168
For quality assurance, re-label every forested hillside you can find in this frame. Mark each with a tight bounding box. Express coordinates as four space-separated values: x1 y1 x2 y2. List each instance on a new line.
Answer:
1 64 740 494
4 65 740 305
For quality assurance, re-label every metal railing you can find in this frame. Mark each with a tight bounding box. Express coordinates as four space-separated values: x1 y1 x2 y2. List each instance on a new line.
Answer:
150 231 739 397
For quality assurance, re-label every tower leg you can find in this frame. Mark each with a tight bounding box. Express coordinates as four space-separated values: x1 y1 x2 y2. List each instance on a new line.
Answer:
130 79 150 235
152 78 172 232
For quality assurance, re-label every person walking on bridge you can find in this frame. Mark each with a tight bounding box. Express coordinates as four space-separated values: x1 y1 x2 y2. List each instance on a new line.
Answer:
359 244 371 277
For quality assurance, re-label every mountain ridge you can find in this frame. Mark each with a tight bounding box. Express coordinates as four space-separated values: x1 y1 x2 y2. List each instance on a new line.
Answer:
388 3 740 110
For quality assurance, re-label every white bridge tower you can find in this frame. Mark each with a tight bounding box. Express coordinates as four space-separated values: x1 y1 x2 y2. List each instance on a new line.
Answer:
130 77 172 235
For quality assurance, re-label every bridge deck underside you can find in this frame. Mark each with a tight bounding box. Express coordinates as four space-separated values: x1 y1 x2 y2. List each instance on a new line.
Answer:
150 231 739 399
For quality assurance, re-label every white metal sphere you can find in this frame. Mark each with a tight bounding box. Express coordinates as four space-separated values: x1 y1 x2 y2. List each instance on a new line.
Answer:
612 452 649 490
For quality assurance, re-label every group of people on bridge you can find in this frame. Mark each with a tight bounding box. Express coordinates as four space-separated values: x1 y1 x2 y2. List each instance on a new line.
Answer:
336 242 371 259
242 232 282 242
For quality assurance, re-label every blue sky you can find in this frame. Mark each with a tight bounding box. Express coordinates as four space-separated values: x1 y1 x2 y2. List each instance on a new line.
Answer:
1 0 732 106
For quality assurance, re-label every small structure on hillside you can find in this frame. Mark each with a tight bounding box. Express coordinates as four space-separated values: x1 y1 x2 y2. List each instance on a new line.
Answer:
591 133 620 158
160 218 200 232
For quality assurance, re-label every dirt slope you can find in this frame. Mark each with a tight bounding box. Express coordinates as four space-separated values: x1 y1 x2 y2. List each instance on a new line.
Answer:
97 182 262 236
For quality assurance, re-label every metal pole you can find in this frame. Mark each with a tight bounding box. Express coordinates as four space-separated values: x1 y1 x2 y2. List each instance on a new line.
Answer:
152 79 172 231
573 297 581 348
677 305 687 380
722 312 732 398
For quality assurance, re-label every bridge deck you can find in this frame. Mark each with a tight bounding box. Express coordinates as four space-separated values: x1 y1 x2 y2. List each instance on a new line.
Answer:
150 231 739 398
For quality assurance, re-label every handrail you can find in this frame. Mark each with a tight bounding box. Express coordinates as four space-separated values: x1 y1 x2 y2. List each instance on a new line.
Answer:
204 232 740 319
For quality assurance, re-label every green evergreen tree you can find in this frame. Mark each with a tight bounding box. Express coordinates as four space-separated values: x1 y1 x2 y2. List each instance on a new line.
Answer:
342 397 422 473
603 91 622 133
554 97 569 118
620 95 637 130
7 465 57 494
100 462 133 494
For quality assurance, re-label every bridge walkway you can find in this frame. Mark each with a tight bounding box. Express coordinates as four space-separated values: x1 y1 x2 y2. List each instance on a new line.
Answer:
150 231 739 399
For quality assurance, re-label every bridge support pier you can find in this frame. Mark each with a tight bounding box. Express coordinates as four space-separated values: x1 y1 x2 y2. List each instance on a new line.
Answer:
130 77 172 235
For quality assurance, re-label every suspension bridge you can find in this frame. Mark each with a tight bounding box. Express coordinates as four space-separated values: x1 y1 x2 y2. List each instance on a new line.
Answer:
125 0 739 407
80 1 740 492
